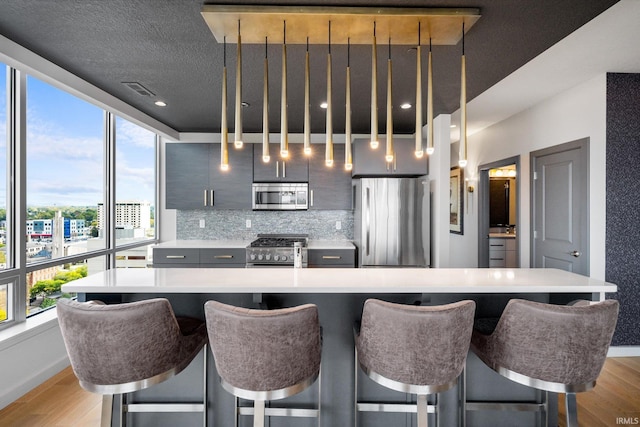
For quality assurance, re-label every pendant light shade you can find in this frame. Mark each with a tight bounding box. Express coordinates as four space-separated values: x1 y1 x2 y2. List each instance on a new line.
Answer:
325 22 334 167
220 37 229 171
280 22 289 158
304 38 312 156
385 38 394 163
414 25 423 158
459 23 468 168
426 38 435 156
234 21 243 149
262 37 270 163
370 23 379 149
345 38 353 171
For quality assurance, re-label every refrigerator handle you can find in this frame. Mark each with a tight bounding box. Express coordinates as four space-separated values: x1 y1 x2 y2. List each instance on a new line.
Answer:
365 187 370 256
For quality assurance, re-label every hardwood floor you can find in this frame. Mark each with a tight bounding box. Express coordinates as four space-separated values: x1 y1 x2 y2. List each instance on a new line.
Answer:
1 357 638 426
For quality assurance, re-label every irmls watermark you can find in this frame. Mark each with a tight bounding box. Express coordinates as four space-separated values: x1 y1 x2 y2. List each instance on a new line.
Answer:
617 417 640 425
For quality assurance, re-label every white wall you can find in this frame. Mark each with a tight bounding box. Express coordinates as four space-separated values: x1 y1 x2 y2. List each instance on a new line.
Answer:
450 74 607 278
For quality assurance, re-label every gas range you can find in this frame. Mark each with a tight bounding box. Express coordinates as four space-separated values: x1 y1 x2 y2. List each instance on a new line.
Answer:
246 234 308 267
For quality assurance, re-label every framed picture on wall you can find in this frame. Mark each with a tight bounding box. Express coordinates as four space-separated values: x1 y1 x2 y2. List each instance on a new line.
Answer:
450 166 464 234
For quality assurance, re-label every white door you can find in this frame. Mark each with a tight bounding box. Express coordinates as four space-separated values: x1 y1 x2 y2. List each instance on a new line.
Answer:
531 139 589 275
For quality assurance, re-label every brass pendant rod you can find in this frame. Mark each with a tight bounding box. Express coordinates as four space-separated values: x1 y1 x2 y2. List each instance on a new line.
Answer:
325 21 334 167
459 22 467 168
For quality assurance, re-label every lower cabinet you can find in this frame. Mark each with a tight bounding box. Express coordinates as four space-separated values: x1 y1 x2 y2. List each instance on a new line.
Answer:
488 238 517 268
153 247 246 268
308 249 356 268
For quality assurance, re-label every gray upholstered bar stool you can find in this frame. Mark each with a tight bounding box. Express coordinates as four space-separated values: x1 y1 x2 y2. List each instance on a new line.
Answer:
204 300 322 427
469 299 619 427
354 299 476 427
57 298 209 427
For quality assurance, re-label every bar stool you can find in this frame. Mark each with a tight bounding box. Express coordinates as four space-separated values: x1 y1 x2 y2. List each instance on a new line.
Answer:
57 298 208 427
204 300 322 427
469 299 619 427
354 299 476 427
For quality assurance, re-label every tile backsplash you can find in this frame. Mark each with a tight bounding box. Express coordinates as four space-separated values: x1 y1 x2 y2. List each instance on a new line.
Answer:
177 210 354 240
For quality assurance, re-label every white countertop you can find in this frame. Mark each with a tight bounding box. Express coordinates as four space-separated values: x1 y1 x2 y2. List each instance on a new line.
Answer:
62 268 616 294
488 233 517 238
153 240 355 250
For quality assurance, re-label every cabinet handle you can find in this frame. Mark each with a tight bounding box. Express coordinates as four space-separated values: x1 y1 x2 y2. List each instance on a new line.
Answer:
210 190 214 206
213 255 233 259
490 257 504 261
282 161 286 178
322 255 341 260
203 189 208 206
276 161 279 177
310 190 314 207
490 244 504 247
166 255 186 259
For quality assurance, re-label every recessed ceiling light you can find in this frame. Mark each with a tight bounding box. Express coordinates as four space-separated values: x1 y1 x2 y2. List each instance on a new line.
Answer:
154 101 167 107
320 102 328 109
400 103 412 109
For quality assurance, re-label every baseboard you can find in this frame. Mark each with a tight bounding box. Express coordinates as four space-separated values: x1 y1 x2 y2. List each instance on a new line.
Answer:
608 346 640 357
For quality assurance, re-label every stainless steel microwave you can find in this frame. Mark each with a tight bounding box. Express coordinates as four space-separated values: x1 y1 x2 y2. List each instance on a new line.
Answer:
252 183 309 210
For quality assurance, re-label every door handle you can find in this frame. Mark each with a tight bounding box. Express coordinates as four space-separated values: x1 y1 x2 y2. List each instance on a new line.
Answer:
570 250 581 258
203 189 208 206
276 161 279 177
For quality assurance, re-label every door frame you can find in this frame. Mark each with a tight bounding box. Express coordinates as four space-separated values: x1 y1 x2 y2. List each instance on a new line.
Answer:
477 156 520 268
530 138 590 273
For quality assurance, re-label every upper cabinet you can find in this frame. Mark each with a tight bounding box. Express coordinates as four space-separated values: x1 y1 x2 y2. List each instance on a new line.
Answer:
253 143 309 182
165 143 253 209
351 138 428 177
309 144 352 210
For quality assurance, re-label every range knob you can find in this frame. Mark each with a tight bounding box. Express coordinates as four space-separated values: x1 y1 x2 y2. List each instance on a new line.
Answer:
265 254 271 261
274 255 280 261
250 254 256 261
281 255 288 262
258 254 264 261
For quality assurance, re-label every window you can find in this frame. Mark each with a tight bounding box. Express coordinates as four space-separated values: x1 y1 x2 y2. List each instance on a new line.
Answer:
1 65 8 273
26 75 105 266
114 117 156 247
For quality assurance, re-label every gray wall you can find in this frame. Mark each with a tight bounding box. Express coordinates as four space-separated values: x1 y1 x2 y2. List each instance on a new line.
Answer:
606 73 640 346
176 210 353 240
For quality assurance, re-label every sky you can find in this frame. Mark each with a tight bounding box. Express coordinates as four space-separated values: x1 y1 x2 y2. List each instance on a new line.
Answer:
0 67 156 208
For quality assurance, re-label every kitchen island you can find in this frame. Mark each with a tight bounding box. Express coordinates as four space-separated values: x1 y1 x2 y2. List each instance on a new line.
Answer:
62 268 616 427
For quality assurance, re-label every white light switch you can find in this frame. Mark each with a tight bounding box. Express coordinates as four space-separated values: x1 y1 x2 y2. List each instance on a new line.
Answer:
199 219 205 228
336 221 342 230
246 219 252 228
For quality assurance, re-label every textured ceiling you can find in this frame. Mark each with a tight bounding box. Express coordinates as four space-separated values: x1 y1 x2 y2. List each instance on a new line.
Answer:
0 0 620 134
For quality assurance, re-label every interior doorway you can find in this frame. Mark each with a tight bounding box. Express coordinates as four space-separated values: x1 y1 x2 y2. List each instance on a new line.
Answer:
477 156 520 268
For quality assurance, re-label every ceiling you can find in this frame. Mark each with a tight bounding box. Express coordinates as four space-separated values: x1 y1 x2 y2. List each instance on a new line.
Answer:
0 0 621 136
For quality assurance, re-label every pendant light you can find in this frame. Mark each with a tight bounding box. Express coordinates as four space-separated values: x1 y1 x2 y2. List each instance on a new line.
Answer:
459 23 468 168
370 22 379 149
280 21 289 158
414 23 423 158
303 37 312 156
385 37 394 163
234 20 243 149
262 37 270 163
426 37 435 156
220 36 229 171
345 38 353 171
325 21 334 167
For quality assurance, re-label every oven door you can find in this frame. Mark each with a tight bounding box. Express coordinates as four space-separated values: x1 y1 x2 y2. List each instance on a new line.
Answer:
252 183 308 210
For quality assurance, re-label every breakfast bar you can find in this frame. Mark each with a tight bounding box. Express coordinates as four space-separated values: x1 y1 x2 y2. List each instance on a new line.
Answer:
62 268 616 427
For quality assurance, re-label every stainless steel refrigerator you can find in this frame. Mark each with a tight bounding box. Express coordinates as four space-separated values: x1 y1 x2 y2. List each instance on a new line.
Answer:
354 177 430 267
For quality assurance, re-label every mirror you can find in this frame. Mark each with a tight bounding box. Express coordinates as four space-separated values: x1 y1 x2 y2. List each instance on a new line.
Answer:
489 165 516 230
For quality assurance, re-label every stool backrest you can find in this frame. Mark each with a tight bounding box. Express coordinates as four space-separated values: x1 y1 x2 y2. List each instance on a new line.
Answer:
57 298 185 388
204 301 321 393
357 299 476 387
478 299 619 386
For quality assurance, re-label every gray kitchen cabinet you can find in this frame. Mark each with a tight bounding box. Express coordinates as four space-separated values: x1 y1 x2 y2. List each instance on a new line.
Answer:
253 143 309 182
309 145 352 210
153 247 246 268
165 143 253 209
351 138 428 177
308 248 356 268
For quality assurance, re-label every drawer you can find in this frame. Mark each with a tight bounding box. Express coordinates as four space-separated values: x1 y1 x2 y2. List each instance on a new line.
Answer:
153 248 200 265
308 249 355 267
489 258 506 268
199 248 246 265
488 239 507 250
